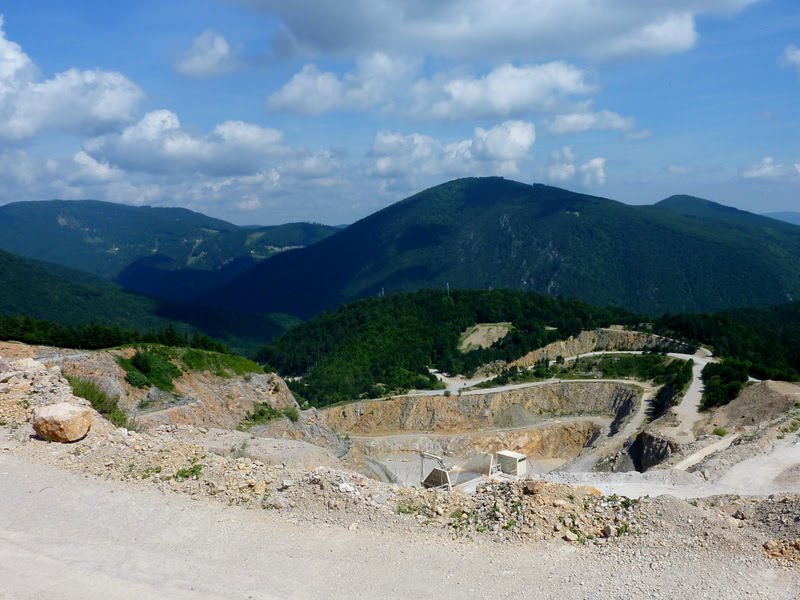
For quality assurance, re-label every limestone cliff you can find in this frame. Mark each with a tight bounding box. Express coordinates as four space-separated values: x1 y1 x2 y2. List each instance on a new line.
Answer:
511 328 691 368
320 381 639 436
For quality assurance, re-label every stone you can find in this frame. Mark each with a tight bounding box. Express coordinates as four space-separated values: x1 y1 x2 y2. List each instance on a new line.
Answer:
278 479 293 490
563 530 579 542
602 524 614 538
338 482 356 494
32 403 92 443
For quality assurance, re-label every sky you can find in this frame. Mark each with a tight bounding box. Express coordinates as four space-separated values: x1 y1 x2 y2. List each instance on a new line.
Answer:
0 0 798 225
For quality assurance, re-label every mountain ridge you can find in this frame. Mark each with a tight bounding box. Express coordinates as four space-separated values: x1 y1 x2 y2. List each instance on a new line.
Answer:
212 177 800 317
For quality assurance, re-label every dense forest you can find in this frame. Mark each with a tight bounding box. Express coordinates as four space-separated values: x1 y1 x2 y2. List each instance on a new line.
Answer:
655 302 800 380
256 289 635 407
0 315 228 353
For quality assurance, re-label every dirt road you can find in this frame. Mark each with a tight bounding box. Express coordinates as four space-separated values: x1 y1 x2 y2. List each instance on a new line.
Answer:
1 452 797 600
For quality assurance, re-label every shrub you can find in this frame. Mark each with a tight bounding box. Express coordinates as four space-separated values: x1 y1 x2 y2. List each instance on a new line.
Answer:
66 375 134 429
175 464 203 480
712 427 728 436
281 406 300 422
119 349 181 391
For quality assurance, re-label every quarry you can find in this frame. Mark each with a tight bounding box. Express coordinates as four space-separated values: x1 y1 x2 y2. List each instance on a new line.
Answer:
1 329 799 598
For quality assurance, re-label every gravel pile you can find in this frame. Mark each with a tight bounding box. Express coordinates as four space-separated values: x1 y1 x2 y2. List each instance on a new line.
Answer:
394 479 641 544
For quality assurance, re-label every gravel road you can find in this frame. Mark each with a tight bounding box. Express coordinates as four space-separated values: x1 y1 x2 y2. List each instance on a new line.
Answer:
1 452 797 600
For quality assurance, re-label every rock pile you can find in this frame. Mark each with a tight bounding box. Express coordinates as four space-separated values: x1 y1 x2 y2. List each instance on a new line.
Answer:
395 479 641 543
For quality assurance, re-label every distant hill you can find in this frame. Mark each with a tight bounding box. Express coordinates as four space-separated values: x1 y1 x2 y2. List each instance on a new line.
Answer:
0 248 296 354
214 177 800 318
0 200 338 299
0 248 178 331
763 211 800 226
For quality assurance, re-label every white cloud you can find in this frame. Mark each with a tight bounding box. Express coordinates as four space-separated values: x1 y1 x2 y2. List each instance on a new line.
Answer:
740 156 800 179
0 16 142 140
409 62 592 119
580 157 606 187
369 120 536 186
241 0 757 60
267 52 417 114
236 197 262 211
72 150 121 183
547 110 634 134
84 110 288 176
270 59 593 119
547 147 578 182
176 31 236 78
668 164 692 175
781 44 800 74
547 146 606 188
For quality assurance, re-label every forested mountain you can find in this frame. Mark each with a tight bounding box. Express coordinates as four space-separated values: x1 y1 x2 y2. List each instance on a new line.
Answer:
0 248 295 354
214 177 800 318
0 200 338 300
0 248 179 331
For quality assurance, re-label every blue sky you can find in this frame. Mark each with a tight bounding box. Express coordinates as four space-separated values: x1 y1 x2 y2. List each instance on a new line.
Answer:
0 1 798 224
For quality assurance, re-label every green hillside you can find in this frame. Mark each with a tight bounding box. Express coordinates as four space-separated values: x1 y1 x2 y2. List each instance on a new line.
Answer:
257 289 635 407
216 178 800 318
0 248 177 330
0 248 295 354
656 302 800 380
0 200 339 294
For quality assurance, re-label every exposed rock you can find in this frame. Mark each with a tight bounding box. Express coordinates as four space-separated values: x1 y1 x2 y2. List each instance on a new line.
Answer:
563 530 579 542
32 403 92 443
628 431 680 472
512 328 691 368
321 381 638 435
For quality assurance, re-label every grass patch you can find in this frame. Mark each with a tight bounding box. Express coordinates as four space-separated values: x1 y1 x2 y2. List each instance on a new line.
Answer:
174 463 203 480
712 427 728 437
117 348 181 391
281 405 299 422
180 348 264 378
65 375 134 429
239 402 300 428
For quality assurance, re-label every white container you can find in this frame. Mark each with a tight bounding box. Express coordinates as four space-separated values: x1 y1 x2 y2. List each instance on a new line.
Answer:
496 450 527 477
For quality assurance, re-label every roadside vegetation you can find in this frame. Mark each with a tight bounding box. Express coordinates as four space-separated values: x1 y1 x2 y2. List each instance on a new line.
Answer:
239 402 299 429
65 375 135 429
118 345 264 392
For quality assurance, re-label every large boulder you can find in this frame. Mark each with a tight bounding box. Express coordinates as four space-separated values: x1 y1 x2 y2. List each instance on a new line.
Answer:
32 403 92 442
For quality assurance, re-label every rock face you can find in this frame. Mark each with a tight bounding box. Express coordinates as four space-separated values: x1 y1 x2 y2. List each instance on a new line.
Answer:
59 350 299 431
32 403 92 442
321 381 638 436
628 431 679 472
351 420 602 460
512 328 691 368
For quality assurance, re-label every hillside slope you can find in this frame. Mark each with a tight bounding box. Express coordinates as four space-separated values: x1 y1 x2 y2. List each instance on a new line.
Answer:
0 199 338 281
215 178 800 317
0 248 178 330
0 248 295 353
